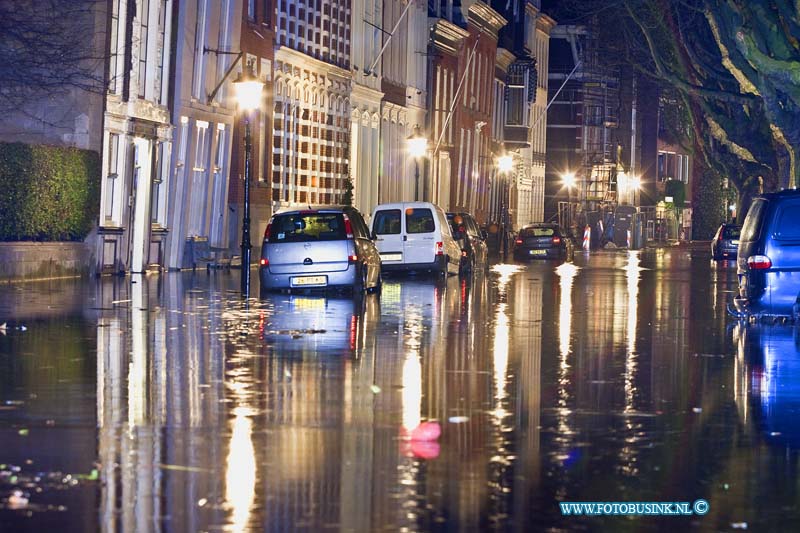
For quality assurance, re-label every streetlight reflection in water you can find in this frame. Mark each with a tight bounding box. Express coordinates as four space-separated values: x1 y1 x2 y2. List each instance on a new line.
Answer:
555 262 579 359
225 406 256 532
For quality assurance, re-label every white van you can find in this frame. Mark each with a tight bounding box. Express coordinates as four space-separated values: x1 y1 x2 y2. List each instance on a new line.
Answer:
370 202 461 275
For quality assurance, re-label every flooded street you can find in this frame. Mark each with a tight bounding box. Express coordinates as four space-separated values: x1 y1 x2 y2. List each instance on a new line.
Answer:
1 249 799 531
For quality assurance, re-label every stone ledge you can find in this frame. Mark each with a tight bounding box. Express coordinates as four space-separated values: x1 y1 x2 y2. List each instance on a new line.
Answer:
0 242 92 282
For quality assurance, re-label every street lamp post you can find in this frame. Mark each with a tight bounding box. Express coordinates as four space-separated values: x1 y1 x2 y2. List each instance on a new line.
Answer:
233 63 264 295
407 126 428 201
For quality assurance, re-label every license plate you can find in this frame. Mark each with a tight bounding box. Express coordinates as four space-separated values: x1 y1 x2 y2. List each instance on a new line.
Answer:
529 249 546 256
291 275 327 286
380 252 403 261
732 240 739 245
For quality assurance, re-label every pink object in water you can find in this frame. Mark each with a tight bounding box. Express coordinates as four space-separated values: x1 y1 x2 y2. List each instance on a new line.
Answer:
409 421 441 442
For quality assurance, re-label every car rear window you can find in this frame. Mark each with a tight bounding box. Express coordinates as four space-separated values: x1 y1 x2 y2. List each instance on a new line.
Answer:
268 212 346 242
373 210 401 235
774 202 800 240
741 199 767 242
448 213 467 238
520 227 556 237
722 226 741 239
406 208 435 234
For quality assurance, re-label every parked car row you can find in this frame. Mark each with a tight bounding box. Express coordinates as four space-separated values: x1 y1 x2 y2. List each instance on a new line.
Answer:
258 202 489 296
732 189 800 318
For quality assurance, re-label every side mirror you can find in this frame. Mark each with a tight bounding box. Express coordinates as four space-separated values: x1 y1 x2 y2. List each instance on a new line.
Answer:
370 231 378 240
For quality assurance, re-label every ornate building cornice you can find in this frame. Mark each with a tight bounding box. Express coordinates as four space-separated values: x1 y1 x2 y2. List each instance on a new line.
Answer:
431 19 470 56
536 13 557 33
467 1 507 40
275 46 350 82
495 48 516 73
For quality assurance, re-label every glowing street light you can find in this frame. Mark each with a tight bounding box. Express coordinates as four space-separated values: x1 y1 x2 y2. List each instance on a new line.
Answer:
233 62 264 295
562 171 576 189
497 154 514 173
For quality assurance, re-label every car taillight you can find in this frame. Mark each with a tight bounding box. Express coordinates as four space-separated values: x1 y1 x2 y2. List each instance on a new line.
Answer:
748 255 772 270
515 238 523 245
260 258 269 266
343 214 354 239
348 254 358 263
263 221 272 241
552 236 561 244
436 242 444 255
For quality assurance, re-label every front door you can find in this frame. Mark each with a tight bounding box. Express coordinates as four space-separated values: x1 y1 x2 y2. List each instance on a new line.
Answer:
129 137 154 273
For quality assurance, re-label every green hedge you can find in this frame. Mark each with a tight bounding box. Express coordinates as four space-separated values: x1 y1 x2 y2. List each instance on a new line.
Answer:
0 142 101 241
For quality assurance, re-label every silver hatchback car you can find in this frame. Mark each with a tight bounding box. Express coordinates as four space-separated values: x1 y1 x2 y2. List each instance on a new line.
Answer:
259 206 382 295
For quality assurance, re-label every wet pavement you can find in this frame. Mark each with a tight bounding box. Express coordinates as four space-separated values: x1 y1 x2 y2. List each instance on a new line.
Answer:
0 249 798 531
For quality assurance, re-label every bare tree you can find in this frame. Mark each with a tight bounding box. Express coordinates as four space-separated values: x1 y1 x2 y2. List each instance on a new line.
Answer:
0 0 107 119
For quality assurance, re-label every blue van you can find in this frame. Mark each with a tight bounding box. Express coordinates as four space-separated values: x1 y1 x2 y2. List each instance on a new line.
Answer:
733 189 800 317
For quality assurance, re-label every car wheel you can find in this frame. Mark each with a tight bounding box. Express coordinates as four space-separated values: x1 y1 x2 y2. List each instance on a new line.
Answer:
353 265 368 294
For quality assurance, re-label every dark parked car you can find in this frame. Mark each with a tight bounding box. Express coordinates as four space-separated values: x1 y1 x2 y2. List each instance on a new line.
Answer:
513 223 573 261
733 189 800 317
711 223 741 260
446 212 488 275
259 206 382 295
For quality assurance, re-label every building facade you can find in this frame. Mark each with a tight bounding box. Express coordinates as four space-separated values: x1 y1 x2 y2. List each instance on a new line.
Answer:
489 0 553 229
165 0 243 270
98 0 174 273
379 0 428 205
545 22 659 235
269 0 353 215
349 0 383 215
228 0 276 263
428 1 506 221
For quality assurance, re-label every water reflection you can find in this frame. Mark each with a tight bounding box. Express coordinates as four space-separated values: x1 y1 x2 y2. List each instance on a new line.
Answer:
4 251 800 531
556 262 579 359
624 251 643 411
735 324 800 448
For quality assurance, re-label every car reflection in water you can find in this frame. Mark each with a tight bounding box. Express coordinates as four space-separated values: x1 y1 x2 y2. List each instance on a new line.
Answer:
734 323 800 448
258 293 380 355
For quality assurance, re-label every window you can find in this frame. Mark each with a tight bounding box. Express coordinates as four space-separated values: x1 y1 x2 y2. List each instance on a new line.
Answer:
741 199 767 242
373 210 401 235
137 0 150 98
104 134 120 222
155 0 168 103
151 142 165 225
406 208 435 234
722 226 741 239
774 201 800 240
109 1 120 93
506 67 526 126
520 226 556 237
267 213 346 242
683 155 689 183
193 121 209 171
262 0 272 25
